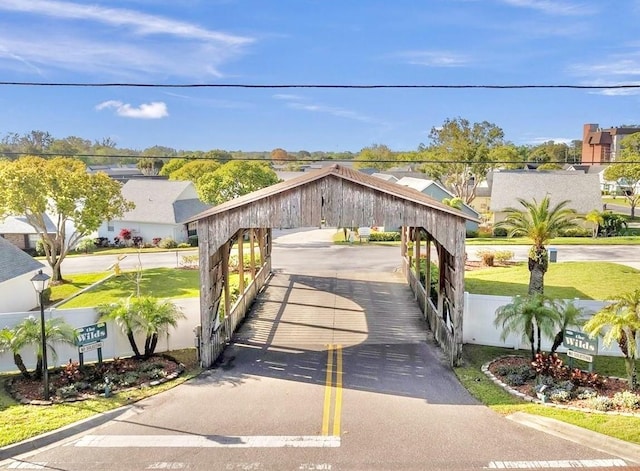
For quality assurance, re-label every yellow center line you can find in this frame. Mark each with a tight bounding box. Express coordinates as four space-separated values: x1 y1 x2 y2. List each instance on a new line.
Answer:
321 344 334 436
333 344 343 436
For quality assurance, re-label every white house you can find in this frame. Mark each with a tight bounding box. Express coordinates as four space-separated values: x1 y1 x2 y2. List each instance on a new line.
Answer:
97 179 211 245
0 236 45 313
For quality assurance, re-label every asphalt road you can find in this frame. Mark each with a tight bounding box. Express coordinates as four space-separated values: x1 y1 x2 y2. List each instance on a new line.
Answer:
3 229 635 470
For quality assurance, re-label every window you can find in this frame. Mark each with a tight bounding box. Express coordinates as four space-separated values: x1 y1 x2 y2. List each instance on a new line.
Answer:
107 221 114 232
27 234 41 249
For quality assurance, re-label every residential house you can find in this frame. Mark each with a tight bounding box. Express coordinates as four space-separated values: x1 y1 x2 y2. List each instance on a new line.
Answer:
0 215 56 254
393 176 480 233
490 171 602 224
97 179 211 245
0 236 45 313
581 123 640 165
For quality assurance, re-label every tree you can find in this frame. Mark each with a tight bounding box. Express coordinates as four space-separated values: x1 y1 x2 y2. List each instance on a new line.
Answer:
585 210 604 238
0 317 76 379
271 148 293 165
442 196 463 210
197 161 281 205
159 158 188 177
495 196 579 294
354 144 395 171
549 300 588 354
421 118 505 203
98 296 184 359
529 141 569 163
168 159 220 184
0 156 134 282
494 294 558 360
584 289 640 389
604 133 640 218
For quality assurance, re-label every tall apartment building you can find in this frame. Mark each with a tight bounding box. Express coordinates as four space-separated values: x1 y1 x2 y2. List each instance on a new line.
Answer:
581 123 640 164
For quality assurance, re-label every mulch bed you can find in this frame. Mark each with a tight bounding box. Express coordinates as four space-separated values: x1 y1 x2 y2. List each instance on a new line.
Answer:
6 355 184 405
487 356 638 414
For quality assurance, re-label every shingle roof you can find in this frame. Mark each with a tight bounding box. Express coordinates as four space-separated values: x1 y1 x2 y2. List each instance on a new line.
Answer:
188 164 480 223
0 236 44 283
490 171 602 214
0 215 56 234
119 179 211 224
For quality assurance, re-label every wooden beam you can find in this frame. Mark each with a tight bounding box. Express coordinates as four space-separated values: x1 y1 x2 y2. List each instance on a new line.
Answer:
249 228 256 279
414 227 421 300
238 229 245 294
222 240 231 322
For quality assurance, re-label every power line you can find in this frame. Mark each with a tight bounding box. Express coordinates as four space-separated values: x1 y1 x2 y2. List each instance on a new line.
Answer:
0 81 639 90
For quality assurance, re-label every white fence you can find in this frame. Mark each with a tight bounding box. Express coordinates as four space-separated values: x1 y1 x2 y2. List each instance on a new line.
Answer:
0 298 200 374
0 291 631 374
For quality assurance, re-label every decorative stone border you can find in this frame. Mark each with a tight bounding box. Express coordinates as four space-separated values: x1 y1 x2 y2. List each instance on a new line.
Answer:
6 363 185 406
481 357 640 418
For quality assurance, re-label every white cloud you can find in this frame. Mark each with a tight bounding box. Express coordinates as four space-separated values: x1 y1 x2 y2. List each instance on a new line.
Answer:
273 95 380 124
525 136 573 145
0 0 254 79
499 0 596 16
397 50 470 67
569 56 640 96
96 100 169 119
0 0 252 45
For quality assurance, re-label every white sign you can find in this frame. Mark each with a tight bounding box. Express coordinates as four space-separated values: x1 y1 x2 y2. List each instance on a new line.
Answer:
358 227 371 237
79 341 104 353
567 349 593 363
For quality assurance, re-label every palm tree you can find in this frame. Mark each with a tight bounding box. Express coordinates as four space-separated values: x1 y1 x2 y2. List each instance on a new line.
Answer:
585 210 604 238
0 327 31 379
549 300 588 354
0 317 76 379
98 297 143 358
135 296 185 359
98 296 184 359
494 294 559 360
495 196 579 294
584 289 640 390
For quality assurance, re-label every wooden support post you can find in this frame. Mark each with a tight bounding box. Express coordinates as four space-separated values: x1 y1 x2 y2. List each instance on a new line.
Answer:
250 228 256 279
425 234 432 316
401 225 406 257
437 243 445 317
414 227 421 284
238 229 245 294
451 224 466 366
222 240 231 323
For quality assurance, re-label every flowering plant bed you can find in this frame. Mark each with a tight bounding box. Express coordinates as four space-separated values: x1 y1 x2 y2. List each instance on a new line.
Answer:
6 355 184 405
486 354 640 415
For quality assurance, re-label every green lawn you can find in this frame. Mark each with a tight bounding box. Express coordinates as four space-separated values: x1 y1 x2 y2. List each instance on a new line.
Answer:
465 261 640 299
49 272 112 305
59 268 201 308
455 345 640 445
0 349 201 448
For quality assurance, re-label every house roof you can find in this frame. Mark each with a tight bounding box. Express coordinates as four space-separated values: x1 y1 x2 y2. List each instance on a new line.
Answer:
490 171 602 214
188 164 480 223
371 173 399 183
0 236 44 283
119 179 212 224
0 215 56 234
395 176 441 193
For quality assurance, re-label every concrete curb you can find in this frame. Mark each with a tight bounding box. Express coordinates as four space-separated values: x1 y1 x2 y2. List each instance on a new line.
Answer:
0 404 131 462
507 412 640 464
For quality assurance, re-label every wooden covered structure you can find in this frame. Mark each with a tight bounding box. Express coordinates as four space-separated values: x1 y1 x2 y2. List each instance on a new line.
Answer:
187 164 478 367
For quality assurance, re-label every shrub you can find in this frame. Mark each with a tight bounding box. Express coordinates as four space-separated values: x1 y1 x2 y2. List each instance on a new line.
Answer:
177 243 191 248
559 227 590 238
575 387 598 400
532 353 567 380
74 238 95 254
549 389 572 402
585 396 613 412
569 368 603 389
181 255 199 269
368 231 401 242
476 249 495 266
466 230 479 238
492 227 508 237
132 236 143 247
612 391 640 409
494 250 514 263
159 238 178 249
152 237 162 246
118 228 132 241
35 238 46 256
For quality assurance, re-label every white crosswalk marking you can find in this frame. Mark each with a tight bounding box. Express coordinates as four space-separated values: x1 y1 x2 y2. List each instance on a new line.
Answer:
487 459 628 468
74 434 340 448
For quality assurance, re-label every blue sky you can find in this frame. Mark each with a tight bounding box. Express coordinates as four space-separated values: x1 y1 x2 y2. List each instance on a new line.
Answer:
0 0 639 153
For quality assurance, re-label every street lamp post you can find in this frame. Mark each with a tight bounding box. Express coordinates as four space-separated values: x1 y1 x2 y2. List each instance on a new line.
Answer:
30 269 51 401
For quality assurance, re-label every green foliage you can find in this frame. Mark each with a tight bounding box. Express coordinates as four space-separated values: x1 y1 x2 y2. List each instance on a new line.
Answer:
0 156 134 282
168 159 220 184
197 160 280 205
158 238 178 249
158 158 188 176
558 227 591 238
603 133 640 218
492 227 508 237
420 118 505 204
494 250 514 263
353 144 395 171
600 212 628 237
368 231 401 242
74 238 96 253
476 249 495 266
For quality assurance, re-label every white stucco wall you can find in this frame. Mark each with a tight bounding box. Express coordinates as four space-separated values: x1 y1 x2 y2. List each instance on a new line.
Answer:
0 298 200 373
0 273 40 313
98 221 187 245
